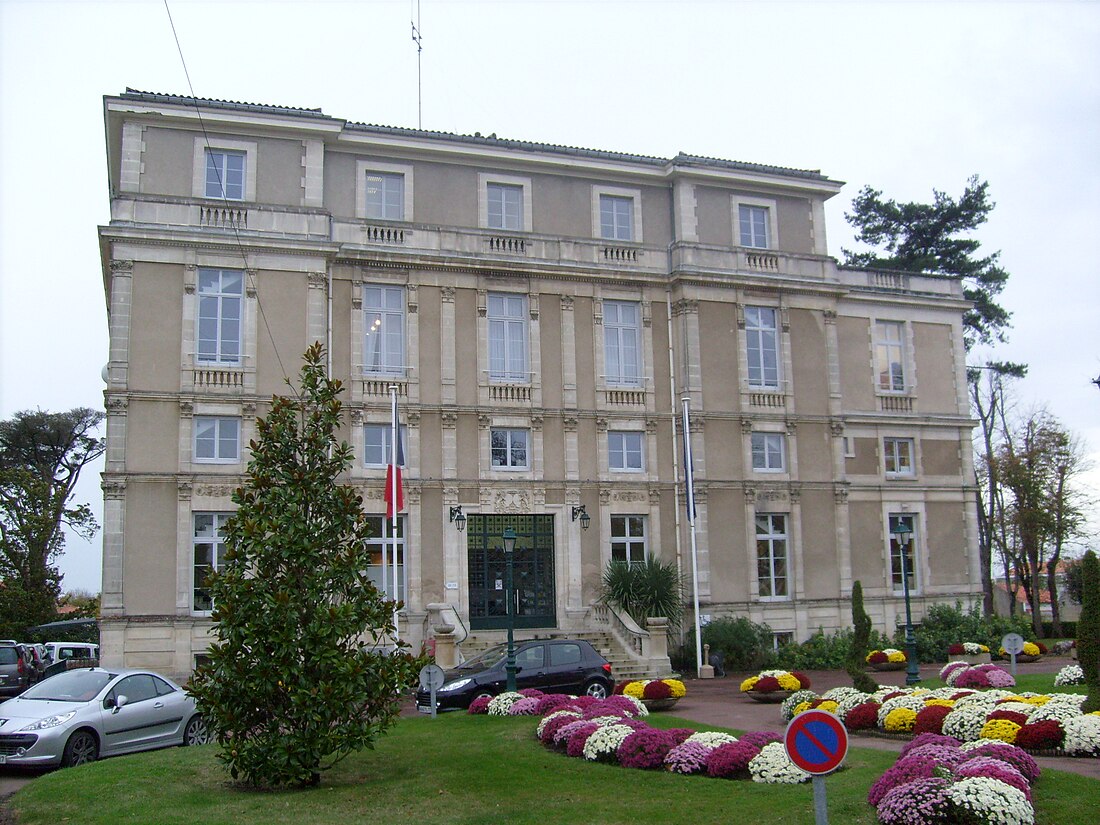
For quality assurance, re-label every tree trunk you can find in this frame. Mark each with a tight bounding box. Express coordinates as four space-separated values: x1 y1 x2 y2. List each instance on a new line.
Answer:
1047 558 1064 638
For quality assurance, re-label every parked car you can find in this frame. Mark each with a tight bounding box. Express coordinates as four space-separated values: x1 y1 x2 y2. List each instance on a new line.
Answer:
0 667 208 768
43 642 99 663
0 643 32 698
415 638 613 712
21 646 48 684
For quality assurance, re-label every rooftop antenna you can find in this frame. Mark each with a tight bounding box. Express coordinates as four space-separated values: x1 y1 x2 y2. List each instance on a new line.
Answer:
411 0 423 129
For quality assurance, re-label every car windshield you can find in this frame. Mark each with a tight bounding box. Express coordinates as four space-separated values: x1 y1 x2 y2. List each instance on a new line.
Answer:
0 648 18 665
455 644 507 670
20 670 115 702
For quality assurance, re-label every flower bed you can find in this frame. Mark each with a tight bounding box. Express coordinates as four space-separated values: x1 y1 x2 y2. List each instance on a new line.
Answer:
866 649 907 670
613 678 687 710
1054 664 1084 686
997 641 1045 662
739 670 811 702
948 642 991 664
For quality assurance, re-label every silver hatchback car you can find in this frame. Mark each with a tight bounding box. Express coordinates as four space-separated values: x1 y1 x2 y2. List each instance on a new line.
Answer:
0 667 208 768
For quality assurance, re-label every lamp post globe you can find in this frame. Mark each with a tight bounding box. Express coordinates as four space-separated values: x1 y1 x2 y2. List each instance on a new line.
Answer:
503 527 518 692
891 519 921 686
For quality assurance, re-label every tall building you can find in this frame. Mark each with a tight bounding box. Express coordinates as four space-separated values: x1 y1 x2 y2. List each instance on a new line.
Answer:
98 90 980 679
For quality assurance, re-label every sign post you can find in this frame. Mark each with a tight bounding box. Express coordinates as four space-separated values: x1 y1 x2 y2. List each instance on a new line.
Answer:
784 710 849 825
1002 633 1024 677
418 664 445 718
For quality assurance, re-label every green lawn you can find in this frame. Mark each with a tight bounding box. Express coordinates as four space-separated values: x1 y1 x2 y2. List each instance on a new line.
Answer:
917 671 1087 695
9 713 1098 825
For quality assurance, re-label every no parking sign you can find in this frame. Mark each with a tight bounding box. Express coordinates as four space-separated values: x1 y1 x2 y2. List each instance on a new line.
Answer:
784 710 849 824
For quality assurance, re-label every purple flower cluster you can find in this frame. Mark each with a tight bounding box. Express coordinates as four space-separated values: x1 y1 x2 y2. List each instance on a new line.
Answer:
954 664 1015 689
706 741 762 779
876 777 953 825
581 696 639 718
534 694 578 715
954 757 1031 802
618 728 682 770
664 740 713 774
868 758 940 807
566 723 601 758
963 742 1040 783
508 697 542 715
539 713 579 745
738 730 782 749
467 695 492 714
900 733 961 757
901 744 967 770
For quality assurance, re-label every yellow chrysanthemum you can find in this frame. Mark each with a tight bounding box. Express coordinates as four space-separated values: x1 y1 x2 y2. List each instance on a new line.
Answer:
623 681 645 699
884 708 917 732
816 700 839 713
662 679 687 698
777 674 801 691
864 652 877 663
887 651 907 663
740 676 760 692
980 719 1021 743
1021 642 1040 656
793 701 813 716
924 699 955 708
1012 695 1050 706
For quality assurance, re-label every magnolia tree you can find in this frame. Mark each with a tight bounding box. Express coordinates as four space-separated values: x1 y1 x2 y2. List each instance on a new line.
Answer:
187 344 413 787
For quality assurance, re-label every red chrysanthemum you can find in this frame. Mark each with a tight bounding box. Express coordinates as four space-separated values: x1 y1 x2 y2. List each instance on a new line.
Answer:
987 710 1029 727
790 671 811 689
913 705 952 736
613 680 633 696
868 651 888 664
948 644 965 655
1015 719 1065 750
642 679 673 700
845 702 881 730
754 676 781 692
1035 642 1048 654
882 690 905 703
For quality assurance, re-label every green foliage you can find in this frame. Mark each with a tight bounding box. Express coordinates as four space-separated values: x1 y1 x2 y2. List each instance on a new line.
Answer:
847 582 879 693
676 616 778 672
601 555 684 630
0 582 56 640
186 344 414 788
843 175 1010 349
1078 551 1100 713
1064 557 1093 606
892 601 1031 663
777 627 892 671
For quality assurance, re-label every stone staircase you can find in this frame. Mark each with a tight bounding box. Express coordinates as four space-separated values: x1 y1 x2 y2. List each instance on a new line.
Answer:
457 629 654 681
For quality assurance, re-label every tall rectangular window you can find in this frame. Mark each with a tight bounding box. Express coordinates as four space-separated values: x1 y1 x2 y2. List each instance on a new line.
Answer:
363 285 405 376
884 437 915 476
365 515 405 604
487 183 523 230
611 515 647 564
194 416 241 463
364 172 405 220
889 514 918 593
755 513 789 598
604 300 642 387
875 321 907 392
745 306 780 388
491 428 529 469
739 204 770 248
600 194 634 241
197 268 243 364
205 149 246 200
364 424 407 467
751 432 786 472
488 293 528 382
193 512 231 613
608 431 644 472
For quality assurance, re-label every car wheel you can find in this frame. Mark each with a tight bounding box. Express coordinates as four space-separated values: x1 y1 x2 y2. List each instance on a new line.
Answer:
61 730 99 768
183 714 210 746
584 680 609 700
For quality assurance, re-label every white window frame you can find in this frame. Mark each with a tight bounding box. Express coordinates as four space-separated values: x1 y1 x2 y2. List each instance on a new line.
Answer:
487 292 529 383
888 513 920 595
883 437 916 477
875 320 908 393
479 173 532 232
771 631 794 650
745 305 781 389
364 424 408 468
196 268 244 365
608 431 645 472
192 512 231 615
356 160 414 221
603 300 642 387
611 514 647 565
490 427 530 470
732 195 778 249
755 512 789 600
363 284 406 377
193 416 241 464
192 137 257 201
751 431 786 473
592 185 643 242
365 515 406 604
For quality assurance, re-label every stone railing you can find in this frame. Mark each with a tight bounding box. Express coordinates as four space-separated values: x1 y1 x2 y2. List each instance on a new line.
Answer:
604 387 646 406
110 196 329 238
486 235 527 255
879 393 915 413
489 383 532 403
747 388 786 408
362 377 408 398
362 224 408 245
868 271 911 291
200 205 247 230
746 251 781 272
193 367 245 391
601 245 641 264
589 600 672 677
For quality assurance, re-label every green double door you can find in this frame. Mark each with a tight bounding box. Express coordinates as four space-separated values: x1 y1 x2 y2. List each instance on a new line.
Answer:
467 514 556 630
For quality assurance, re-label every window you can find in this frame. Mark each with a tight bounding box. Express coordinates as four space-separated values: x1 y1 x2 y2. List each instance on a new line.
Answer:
745 306 781 388
364 424 407 467
193 512 231 613
609 431 644 472
772 631 794 650
739 204 770 248
516 645 546 670
363 285 405 376
611 515 647 565
603 300 642 387
491 428 529 469
194 416 240 463
884 437 915 476
488 293 528 382
204 149 246 200
108 674 159 706
755 513 789 598
889 514 918 594
751 432 786 472
600 194 634 241
875 321 907 392
549 642 583 667
197 268 243 365
842 436 856 458
365 172 404 220
365 516 405 604
487 183 523 231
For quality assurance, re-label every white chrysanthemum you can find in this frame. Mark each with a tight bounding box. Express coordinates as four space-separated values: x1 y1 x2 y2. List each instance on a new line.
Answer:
581 723 634 761
946 776 1035 825
748 742 811 784
1028 697 1086 725
685 731 738 748
821 686 863 703
1063 715 1100 757
995 701 1039 718
878 693 926 727
487 691 524 716
943 705 994 742
834 691 873 721
780 690 819 722
959 737 1005 751
962 642 988 655
586 715 628 726
536 709 581 737
618 694 649 716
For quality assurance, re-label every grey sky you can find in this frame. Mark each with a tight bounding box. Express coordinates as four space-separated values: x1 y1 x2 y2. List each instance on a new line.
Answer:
2 0 1097 593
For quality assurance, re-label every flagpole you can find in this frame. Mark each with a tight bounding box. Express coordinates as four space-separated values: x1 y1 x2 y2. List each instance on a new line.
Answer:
390 384 401 644
682 396 703 677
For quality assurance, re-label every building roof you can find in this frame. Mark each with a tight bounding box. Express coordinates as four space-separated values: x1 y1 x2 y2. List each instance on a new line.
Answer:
118 89 833 183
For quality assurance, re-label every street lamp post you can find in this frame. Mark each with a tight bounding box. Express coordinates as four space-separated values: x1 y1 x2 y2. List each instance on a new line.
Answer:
502 526 518 692
892 519 921 686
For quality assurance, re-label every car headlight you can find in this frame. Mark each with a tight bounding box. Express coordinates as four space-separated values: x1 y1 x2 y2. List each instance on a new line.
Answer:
438 678 472 693
21 712 76 731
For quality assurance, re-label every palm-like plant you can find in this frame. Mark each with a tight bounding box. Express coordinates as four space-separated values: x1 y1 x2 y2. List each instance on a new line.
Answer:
601 555 684 629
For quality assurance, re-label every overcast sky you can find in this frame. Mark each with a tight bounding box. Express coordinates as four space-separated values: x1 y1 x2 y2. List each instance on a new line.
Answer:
1 0 1098 593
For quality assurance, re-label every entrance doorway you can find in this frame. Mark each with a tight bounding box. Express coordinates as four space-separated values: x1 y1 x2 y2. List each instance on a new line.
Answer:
467 514 556 630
